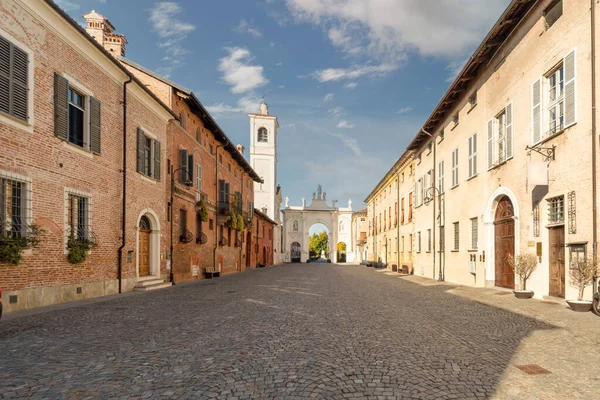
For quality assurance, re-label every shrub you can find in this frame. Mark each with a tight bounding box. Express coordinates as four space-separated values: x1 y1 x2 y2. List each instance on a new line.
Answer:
0 225 43 265
569 256 598 301
67 237 98 264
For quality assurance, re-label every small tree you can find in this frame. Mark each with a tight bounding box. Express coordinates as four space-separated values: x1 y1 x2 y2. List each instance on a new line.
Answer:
507 253 538 291
569 256 598 301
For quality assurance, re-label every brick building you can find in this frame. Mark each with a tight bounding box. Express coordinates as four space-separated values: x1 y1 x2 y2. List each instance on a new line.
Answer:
250 208 276 268
0 0 176 312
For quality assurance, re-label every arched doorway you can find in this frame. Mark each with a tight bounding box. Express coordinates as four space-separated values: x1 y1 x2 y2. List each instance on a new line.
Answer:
337 242 347 263
139 216 151 276
308 222 330 261
494 196 515 288
291 242 301 262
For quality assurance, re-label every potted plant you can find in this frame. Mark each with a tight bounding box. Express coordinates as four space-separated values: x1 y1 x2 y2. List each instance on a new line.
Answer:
506 253 538 299
567 256 598 312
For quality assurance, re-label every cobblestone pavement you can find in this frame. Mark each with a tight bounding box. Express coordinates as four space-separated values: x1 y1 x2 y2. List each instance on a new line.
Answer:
1 264 598 399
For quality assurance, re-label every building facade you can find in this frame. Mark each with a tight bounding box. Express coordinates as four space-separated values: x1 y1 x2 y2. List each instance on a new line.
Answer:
0 0 176 312
351 209 368 263
249 208 276 268
365 154 415 271
407 0 597 300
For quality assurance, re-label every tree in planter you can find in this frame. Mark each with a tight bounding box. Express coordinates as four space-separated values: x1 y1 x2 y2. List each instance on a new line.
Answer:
67 233 98 264
0 225 43 265
506 253 538 291
569 256 598 301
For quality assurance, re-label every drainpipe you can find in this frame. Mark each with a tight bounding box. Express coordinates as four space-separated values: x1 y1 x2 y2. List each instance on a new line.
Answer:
421 128 436 280
591 0 598 269
117 77 132 294
397 169 401 268
213 144 225 273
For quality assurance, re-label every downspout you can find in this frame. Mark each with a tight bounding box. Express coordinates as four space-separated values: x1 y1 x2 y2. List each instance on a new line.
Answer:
421 129 436 279
396 169 400 268
117 77 132 294
591 0 598 269
213 144 225 273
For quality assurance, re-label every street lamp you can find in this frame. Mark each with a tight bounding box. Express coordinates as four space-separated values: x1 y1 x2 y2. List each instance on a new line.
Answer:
170 165 193 285
424 186 445 281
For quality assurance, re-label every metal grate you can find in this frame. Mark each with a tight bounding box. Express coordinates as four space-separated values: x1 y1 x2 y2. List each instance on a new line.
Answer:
568 191 576 234
470 217 478 250
0 177 26 238
515 364 551 375
453 222 459 251
548 196 564 225
68 194 89 240
533 204 540 237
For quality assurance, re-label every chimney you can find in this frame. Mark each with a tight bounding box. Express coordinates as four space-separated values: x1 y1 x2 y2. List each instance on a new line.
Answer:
83 10 128 57
236 144 245 155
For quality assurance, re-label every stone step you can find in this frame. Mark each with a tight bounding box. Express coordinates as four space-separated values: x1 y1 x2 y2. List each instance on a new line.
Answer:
133 282 172 292
134 278 165 287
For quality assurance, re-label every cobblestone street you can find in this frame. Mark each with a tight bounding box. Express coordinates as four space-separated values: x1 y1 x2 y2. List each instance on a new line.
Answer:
1 263 599 399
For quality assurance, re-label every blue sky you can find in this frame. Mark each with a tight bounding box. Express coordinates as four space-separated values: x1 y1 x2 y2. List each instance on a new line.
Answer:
57 0 511 210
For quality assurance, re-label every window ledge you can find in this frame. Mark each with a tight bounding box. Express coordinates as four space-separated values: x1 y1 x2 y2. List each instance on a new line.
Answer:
466 103 477 114
533 123 575 147
487 156 513 171
466 174 478 182
451 250 459 253
468 249 478 252
139 174 157 185
450 184 459 191
0 111 33 133
61 141 93 159
450 122 459 131
546 222 565 228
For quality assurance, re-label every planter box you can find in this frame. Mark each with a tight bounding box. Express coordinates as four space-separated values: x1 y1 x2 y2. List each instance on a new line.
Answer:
513 290 534 299
566 300 592 312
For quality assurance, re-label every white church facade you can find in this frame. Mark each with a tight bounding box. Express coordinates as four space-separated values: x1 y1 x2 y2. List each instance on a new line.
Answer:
282 186 354 263
249 101 283 265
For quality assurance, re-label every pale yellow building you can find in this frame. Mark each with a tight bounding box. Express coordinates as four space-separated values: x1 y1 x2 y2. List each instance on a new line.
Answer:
365 153 415 272
351 209 368 263
409 0 597 301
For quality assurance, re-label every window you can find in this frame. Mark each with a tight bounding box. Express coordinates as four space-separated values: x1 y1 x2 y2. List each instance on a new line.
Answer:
408 193 413 221
469 91 477 109
417 232 421 253
427 229 431 252
209 144 214 155
401 198 405 224
68 87 85 147
468 133 477 178
544 0 562 28
219 154 223 164
179 112 186 129
67 193 90 241
394 202 398 226
401 236 405 252
339 221 344 232
179 209 187 241
218 180 230 215
438 161 444 194
486 103 513 168
548 196 564 225
209 219 214 230
227 226 231 247
547 65 564 137
0 175 30 238
438 129 445 142
451 148 459 187
470 217 478 250
196 210 203 243
178 149 193 185
409 234 413 251
452 113 459 127
440 226 445 252
0 35 29 123
258 127 268 143
453 222 459 251
195 164 203 201
383 210 387 230
136 128 161 180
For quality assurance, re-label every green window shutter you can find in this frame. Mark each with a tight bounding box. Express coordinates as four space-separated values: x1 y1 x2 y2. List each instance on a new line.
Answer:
136 128 145 173
179 149 188 183
11 45 28 121
187 153 194 184
54 73 69 141
153 140 161 181
0 36 10 116
90 97 101 154
564 50 576 128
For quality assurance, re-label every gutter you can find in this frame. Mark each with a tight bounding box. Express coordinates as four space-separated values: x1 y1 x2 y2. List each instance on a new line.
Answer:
117 77 132 293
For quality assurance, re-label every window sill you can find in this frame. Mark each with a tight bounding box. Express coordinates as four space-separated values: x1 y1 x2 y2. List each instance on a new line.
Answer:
466 174 478 182
466 103 477 114
139 174 157 185
61 141 93 159
533 124 574 147
487 156 513 171
451 250 459 253
450 184 459 190
450 122 459 131
468 249 478 252
0 111 33 133
546 222 565 228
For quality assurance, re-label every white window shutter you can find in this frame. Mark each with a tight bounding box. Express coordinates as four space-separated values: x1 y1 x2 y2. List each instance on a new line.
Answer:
532 78 542 143
468 136 473 178
472 133 477 175
487 119 494 169
564 50 576 128
506 103 513 159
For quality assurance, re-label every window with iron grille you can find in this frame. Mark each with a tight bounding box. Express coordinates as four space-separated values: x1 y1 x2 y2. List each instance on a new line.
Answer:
67 193 90 241
439 226 445 252
470 217 478 250
427 229 431 252
453 222 459 251
417 231 421 253
548 196 564 225
1 176 29 238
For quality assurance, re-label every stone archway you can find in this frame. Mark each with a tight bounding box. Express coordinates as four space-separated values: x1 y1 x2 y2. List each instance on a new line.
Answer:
291 241 301 262
136 209 161 278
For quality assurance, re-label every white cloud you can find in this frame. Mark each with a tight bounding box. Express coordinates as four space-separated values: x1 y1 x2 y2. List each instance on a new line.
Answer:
276 62 283 66
337 120 354 129
218 47 268 94
206 103 243 114
235 19 263 38
55 0 80 11
323 93 334 102
207 95 262 114
396 107 413 114
328 107 344 117
344 82 358 89
312 63 398 82
97 0 107 4
285 0 511 62
279 85 285 89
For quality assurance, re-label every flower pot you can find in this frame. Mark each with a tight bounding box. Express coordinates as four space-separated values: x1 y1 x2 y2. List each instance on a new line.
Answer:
513 290 534 299
566 300 593 312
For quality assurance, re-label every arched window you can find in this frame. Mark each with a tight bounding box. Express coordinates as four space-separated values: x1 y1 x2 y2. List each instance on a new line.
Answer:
139 216 151 231
293 220 298 232
257 127 268 143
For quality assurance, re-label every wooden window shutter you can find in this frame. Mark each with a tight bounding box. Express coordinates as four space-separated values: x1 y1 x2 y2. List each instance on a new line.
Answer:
11 45 28 121
0 36 10 116
218 180 225 203
225 182 230 203
564 50 576 128
54 73 69 141
179 149 188 183
487 119 494 169
532 78 542 144
505 103 513 159
153 140 161 181
136 128 145 173
187 153 194 184
468 136 473 178
90 97 101 154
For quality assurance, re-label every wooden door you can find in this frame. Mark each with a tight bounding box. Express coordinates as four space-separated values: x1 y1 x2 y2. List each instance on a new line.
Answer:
549 226 565 297
139 230 150 276
494 196 515 289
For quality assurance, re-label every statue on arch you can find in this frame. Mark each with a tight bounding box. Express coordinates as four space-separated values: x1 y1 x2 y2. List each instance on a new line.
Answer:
317 184 323 199
323 192 326 200
285 197 289 208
